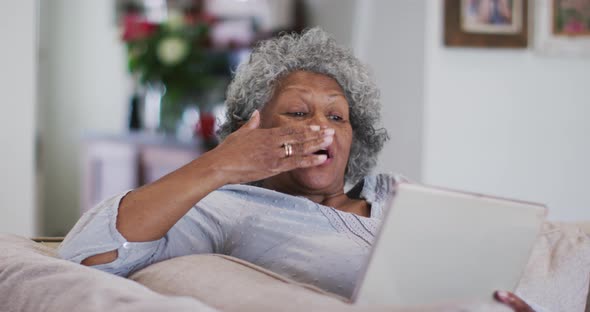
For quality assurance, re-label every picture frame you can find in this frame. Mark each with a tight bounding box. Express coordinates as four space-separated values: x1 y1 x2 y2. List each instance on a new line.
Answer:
444 0 529 48
534 0 590 56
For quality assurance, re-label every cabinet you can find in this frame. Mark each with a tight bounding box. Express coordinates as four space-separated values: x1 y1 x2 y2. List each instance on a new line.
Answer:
81 133 205 213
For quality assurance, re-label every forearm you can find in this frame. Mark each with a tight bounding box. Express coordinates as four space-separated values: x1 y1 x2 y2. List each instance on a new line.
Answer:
82 152 227 266
80 115 329 266
116 150 228 242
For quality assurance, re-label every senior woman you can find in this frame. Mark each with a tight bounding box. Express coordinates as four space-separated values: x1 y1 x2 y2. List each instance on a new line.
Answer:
59 28 535 311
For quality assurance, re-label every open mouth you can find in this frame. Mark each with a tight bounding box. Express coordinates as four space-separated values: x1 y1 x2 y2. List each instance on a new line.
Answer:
313 148 332 159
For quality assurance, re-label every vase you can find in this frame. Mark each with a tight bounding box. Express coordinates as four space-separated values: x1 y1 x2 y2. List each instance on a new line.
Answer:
142 81 166 133
142 81 190 135
159 95 186 135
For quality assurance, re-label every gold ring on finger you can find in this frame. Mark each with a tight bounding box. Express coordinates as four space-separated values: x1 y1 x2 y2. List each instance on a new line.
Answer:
283 143 293 157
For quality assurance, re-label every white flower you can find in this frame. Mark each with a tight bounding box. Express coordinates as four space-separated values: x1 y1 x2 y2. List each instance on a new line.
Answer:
157 37 189 66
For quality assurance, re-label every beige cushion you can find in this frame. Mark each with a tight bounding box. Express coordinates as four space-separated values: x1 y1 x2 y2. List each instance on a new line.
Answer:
130 254 510 312
0 234 509 312
577 222 590 236
13 221 590 312
515 222 590 312
0 234 217 312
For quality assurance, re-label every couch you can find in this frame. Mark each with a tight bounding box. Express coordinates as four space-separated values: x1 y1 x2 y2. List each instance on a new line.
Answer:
1 221 589 312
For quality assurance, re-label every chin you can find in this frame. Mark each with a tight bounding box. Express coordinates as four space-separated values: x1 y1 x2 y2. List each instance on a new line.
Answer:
290 168 342 191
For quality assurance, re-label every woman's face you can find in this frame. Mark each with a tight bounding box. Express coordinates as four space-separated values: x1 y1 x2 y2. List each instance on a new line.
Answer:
260 71 353 194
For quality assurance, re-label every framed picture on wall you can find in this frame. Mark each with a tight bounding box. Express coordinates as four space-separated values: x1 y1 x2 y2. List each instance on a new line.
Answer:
444 0 529 48
535 0 590 56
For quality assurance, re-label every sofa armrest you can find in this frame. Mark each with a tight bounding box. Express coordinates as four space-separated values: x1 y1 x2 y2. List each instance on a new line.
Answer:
31 236 64 249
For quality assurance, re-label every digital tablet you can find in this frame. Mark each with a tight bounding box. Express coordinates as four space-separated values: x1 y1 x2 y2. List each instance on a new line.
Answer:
352 182 546 306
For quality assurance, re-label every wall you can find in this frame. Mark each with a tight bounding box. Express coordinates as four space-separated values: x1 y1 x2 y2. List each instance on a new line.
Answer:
303 0 356 48
422 1 590 221
39 0 130 235
356 0 590 221
360 0 426 181
306 0 426 181
0 1 38 236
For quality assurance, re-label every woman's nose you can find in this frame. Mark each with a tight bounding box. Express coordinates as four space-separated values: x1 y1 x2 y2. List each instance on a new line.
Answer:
309 112 329 127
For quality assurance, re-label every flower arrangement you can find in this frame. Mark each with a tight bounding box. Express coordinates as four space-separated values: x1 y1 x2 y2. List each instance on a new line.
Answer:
121 10 230 133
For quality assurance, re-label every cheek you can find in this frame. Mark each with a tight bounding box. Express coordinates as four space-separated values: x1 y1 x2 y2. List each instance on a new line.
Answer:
259 108 297 129
266 116 282 128
338 127 353 154
259 109 282 128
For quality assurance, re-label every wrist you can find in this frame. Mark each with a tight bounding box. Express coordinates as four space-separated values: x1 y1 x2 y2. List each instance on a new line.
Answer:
191 149 231 188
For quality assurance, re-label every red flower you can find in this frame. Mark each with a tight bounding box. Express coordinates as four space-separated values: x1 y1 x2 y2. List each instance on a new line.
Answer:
122 14 158 42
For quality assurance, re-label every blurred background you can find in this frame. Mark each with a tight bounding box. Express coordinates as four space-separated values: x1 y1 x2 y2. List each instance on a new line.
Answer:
1 0 589 237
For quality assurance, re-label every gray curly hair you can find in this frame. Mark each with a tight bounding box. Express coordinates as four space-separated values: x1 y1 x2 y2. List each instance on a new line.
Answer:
217 27 388 184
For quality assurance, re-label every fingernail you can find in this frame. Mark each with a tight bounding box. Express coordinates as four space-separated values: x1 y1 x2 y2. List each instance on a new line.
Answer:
309 125 320 131
323 136 333 145
323 128 335 136
495 291 509 300
250 110 259 119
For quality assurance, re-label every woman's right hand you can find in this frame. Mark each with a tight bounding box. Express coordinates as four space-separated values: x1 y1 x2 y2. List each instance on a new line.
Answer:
97 109 334 247
205 110 334 185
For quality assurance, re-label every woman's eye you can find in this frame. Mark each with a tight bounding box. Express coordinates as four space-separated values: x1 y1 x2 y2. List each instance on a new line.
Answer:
287 112 307 117
328 114 344 121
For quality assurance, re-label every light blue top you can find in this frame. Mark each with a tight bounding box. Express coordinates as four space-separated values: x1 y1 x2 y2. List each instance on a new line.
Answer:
59 174 400 298
58 173 549 311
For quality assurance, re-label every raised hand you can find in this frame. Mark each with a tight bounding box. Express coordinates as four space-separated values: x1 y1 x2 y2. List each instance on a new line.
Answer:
208 110 334 185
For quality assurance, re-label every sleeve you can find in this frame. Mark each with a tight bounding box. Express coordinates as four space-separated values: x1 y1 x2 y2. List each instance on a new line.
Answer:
58 190 237 277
